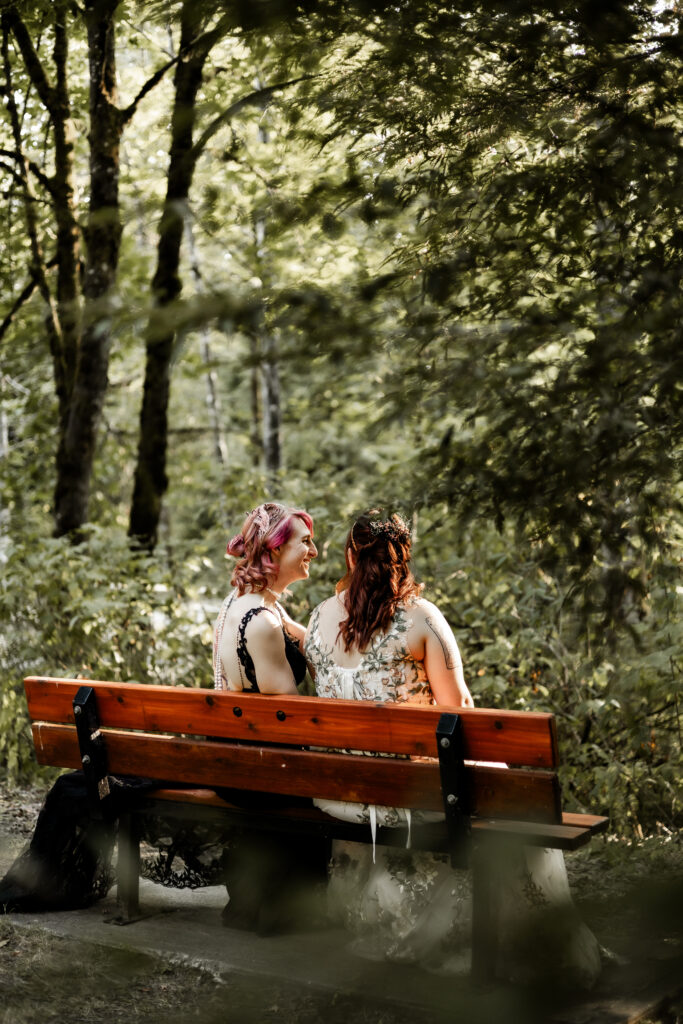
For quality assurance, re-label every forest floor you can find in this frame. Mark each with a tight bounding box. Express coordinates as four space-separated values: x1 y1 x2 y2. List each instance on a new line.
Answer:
0 781 681 1024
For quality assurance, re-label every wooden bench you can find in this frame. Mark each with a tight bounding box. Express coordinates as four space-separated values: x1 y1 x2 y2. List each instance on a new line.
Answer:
23 675 608 980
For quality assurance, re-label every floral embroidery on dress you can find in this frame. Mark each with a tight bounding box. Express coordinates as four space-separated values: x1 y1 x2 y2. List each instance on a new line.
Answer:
305 603 432 707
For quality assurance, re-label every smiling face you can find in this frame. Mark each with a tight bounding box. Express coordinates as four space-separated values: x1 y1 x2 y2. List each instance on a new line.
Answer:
271 516 318 588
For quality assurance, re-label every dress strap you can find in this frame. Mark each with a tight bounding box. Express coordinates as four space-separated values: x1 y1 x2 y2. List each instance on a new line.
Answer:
236 605 280 691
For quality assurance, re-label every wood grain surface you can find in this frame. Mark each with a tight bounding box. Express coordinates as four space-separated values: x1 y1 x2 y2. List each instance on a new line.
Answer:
24 676 558 766
31 721 563 822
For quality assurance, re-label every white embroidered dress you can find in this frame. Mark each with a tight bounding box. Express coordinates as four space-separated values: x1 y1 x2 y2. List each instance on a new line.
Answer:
306 602 442 836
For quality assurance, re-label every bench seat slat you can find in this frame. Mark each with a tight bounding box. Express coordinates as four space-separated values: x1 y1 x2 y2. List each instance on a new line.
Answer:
120 789 601 852
24 677 559 767
136 789 608 839
560 812 609 835
470 818 603 850
31 723 563 823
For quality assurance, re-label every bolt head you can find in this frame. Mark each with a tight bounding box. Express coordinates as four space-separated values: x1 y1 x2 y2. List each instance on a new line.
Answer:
447 793 458 806
440 736 450 749
74 706 82 716
82 754 91 765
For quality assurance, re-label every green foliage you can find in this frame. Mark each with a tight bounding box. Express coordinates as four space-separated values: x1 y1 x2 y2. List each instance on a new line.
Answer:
296 0 683 628
0 527 218 782
411 513 682 835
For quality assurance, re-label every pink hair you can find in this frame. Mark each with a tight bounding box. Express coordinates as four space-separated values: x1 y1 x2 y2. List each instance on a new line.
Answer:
227 502 314 595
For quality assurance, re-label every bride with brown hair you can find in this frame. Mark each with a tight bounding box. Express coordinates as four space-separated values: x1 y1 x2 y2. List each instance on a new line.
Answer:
305 510 602 984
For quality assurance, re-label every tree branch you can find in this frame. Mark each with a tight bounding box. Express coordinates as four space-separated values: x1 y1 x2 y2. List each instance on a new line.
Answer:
188 11 234 63
1 19 63 358
0 158 27 189
0 148 55 195
0 255 59 345
1 8 57 117
119 55 180 125
191 75 314 161
119 11 236 128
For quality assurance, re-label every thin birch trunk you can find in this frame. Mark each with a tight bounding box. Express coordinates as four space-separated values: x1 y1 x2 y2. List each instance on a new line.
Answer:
249 337 262 465
0 376 8 557
186 222 229 467
261 333 281 482
254 112 281 487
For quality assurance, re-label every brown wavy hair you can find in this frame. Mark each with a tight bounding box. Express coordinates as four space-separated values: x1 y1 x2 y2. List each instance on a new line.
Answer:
338 511 423 652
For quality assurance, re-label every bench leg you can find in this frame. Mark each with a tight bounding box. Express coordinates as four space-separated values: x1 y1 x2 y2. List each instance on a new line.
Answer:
471 843 499 984
116 812 141 921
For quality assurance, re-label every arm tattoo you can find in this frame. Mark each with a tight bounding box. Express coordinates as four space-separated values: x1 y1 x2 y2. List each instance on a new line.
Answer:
426 616 455 669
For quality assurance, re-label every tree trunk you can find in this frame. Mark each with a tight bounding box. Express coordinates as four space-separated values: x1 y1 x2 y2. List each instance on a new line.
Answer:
0 375 8 559
128 5 211 548
5 2 176 540
51 0 82 404
249 336 262 465
261 332 281 483
53 0 122 537
254 114 281 488
186 222 229 467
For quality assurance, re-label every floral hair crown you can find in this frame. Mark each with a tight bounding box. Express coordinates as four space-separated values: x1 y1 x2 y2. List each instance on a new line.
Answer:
366 515 410 543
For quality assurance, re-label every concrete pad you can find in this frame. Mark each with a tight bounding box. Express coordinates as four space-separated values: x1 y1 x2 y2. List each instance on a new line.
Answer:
7 876 475 1014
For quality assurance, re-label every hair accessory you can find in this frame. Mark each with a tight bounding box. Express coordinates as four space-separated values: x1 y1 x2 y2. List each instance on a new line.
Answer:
226 533 246 556
367 516 410 542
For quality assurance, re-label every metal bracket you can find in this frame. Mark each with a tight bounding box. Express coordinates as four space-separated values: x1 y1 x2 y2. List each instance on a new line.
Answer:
436 712 470 868
73 686 113 819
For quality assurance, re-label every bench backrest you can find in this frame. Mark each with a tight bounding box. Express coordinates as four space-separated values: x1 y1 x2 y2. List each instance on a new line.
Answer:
24 677 563 823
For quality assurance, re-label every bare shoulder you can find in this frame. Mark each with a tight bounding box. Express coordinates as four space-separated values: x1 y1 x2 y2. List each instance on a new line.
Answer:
408 597 445 624
244 606 282 638
313 594 342 621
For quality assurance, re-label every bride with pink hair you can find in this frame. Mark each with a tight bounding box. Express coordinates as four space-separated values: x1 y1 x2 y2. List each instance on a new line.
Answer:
212 501 325 934
213 502 317 695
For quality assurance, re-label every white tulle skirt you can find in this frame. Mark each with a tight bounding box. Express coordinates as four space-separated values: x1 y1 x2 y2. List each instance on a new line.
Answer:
323 836 602 987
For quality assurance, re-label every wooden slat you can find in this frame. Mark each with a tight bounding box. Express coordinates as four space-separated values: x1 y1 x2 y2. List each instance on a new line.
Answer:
562 811 609 835
471 818 596 851
24 677 559 767
31 722 562 822
126 791 592 852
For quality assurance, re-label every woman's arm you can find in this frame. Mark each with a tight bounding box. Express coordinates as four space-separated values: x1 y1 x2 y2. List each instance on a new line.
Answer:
247 613 299 695
410 600 474 708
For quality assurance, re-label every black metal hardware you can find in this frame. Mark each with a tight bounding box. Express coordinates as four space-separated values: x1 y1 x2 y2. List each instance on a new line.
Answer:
233 706 242 717
73 686 112 818
436 712 470 868
276 710 286 721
